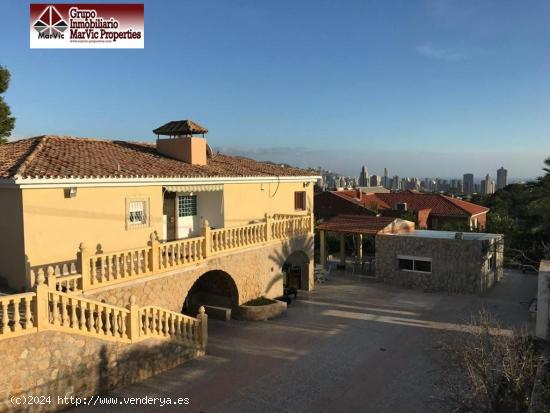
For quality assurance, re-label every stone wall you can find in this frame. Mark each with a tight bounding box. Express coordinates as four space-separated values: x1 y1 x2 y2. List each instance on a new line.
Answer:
86 236 314 312
375 234 504 294
536 260 550 340
0 331 202 412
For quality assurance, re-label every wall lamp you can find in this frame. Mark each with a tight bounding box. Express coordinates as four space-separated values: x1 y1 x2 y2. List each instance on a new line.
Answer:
303 182 310 188
64 187 78 198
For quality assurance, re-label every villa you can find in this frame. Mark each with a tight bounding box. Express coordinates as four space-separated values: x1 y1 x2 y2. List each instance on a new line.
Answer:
0 120 317 300
0 120 319 407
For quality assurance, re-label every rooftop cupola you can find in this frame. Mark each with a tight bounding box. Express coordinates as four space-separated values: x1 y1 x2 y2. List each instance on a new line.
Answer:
153 119 208 166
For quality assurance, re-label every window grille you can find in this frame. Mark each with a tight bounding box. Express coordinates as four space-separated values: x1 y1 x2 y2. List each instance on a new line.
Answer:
178 195 197 217
128 201 146 225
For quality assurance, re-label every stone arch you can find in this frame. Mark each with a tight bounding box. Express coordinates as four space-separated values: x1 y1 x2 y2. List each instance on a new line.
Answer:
283 250 311 290
182 269 239 315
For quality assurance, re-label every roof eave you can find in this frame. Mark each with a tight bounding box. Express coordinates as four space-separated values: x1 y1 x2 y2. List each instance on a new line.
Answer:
9 174 321 189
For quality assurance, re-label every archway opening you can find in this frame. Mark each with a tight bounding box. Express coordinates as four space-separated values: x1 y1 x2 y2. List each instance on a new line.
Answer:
282 251 310 291
182 270 239 316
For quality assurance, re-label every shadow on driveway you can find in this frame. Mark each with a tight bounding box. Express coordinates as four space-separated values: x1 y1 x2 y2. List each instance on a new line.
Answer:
72 269 537 413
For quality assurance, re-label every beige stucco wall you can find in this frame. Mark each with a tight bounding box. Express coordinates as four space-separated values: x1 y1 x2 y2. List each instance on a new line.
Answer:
22 186 164 271
156 136 207 165
196 191 224 229
0 188 27 291
223 182 313 227
6 181 312 290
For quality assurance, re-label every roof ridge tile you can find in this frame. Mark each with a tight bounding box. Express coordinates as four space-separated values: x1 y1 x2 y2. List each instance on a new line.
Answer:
13 136 49 178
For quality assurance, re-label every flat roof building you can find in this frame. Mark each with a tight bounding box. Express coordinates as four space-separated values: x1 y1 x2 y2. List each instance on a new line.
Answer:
376 230 503 293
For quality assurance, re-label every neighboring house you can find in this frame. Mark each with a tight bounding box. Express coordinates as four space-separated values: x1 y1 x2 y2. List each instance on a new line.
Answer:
0 120 318 305
315 189 489 230
314 190 377 219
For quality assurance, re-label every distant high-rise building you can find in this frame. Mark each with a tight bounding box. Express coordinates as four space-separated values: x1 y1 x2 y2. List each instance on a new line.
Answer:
463 173 474 194
358 165 370 187
481 174 494 195
338 176 346 188
496 167 508 190
392 175 400 191
370 175 381 187
382 167 389 188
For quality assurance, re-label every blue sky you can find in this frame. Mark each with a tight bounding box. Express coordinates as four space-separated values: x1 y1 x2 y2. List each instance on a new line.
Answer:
1 0 550 179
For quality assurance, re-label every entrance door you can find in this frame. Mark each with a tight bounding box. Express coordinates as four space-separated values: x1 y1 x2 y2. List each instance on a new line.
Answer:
176 194 198 238
288 266 302 289
163 192 176 241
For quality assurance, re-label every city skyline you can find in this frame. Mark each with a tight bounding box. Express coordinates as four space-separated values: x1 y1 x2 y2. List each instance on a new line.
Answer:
316 163 510 195
2 1 550 179
219 145 542 179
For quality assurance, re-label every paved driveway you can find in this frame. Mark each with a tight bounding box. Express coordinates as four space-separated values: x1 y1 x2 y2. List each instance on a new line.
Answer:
74 270 537 413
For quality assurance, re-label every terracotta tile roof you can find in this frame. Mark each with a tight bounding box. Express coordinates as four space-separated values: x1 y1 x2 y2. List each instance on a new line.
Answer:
334 190 390 210
0 138 41 179
153 119 208 136
0 136 315 180
441 195 490 216
336 190 488 218
317 214 415 235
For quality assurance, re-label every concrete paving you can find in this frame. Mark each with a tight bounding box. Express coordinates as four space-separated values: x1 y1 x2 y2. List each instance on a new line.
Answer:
72 269 537 413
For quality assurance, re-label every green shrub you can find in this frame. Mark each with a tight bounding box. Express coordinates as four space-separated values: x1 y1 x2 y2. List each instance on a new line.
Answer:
243 297 277 306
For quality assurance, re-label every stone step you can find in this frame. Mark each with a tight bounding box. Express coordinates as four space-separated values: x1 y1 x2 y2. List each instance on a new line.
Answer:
203 305 232 321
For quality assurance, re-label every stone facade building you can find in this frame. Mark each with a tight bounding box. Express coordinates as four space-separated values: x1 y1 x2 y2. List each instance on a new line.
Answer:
375 230 504 293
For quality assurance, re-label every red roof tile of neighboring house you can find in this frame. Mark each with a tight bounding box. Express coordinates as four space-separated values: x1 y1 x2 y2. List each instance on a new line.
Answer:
0 136 315 179
335 189 488 218
317 214 415 235
333 190 390 210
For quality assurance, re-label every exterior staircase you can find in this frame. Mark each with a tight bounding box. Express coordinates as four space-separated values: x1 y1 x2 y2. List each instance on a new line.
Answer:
0 277 207 347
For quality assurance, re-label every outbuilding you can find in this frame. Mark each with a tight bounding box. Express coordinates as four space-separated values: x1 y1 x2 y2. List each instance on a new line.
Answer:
317 214 504 294
376 230 503 293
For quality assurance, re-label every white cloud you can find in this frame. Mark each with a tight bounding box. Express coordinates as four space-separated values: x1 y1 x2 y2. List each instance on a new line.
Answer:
415 43 464 62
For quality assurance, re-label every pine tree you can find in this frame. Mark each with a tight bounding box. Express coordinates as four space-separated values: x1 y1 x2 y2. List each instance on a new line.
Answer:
0 66 15 144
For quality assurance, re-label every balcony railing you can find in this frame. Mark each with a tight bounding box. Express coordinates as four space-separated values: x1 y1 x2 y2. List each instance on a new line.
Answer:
0 273 207 346
31 213 313 293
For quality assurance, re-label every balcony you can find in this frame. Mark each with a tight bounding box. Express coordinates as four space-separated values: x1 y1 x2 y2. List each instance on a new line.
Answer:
32 213 313 293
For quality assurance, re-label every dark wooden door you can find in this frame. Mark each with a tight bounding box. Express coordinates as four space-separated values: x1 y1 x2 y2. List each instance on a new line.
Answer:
163 192 176 241
288 266 302 289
